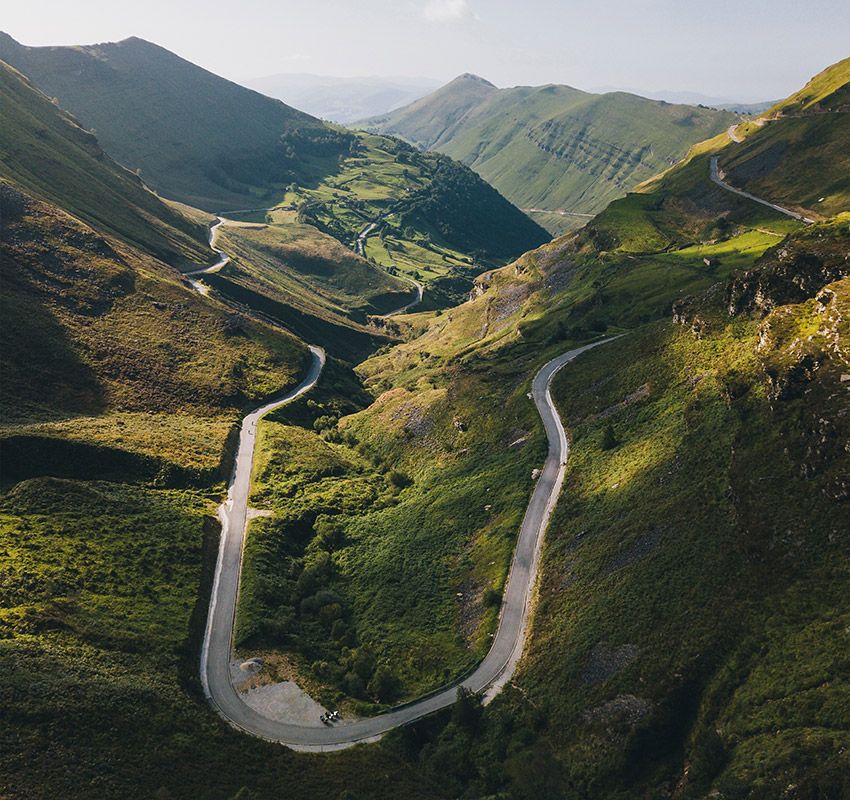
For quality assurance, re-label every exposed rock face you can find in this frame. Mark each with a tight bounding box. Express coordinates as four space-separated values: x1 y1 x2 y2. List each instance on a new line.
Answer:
671 284 724 338
469 272 492 301
726 234 850 316
580 643 639 686
583 694 652 745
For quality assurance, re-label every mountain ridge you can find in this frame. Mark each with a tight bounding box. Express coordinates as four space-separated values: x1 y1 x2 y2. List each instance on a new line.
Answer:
356 74 740 234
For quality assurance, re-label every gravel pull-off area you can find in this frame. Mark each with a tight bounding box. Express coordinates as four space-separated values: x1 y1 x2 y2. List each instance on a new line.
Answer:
231 659 330 726
240 681 329 727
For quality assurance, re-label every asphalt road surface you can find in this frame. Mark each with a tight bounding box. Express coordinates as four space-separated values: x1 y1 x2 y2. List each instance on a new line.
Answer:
385 276 424 316
710 156 814 223
201 338 615 751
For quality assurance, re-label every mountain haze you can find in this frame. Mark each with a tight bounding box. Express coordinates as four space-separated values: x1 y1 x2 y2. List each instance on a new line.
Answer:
245 73 440 123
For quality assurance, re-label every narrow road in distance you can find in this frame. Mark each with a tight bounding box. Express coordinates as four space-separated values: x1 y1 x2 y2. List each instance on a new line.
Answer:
184 218 231 295
384 275 424 316
709 156 814 224
201 337 616 751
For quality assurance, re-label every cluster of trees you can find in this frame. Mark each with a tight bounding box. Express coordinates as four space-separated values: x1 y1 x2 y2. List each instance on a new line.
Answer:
212 127 358 191
396 154 549 261
250 512 403 705
278 126 358 163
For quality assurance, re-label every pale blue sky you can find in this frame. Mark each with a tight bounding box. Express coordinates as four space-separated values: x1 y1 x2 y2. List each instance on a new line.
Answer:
4 0 849 101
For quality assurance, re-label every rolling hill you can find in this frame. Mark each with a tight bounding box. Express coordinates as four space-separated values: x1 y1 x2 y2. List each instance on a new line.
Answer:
358 74 739 233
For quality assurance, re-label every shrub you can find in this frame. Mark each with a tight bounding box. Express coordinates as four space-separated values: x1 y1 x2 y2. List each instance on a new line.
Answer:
368 665 402 704
600 423 618 451
483 587 502 608
388 470 413 489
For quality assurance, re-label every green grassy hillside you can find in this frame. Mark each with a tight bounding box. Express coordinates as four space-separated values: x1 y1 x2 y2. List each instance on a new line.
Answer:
0 32 347 211
198 218 406 361
358 74 738 234
283 131 550 297
0 50 439 800
362 72 498 149
0 34 548 278
0 61 210 267
226 61 850 798
215 216 412 320
0 185 309 474
715 60 850 219
2 42 848 800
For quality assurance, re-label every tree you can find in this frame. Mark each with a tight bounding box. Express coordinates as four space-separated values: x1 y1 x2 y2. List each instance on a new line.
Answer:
368 665 401 703
314 517 345 552
452 687 482 732
601 423 618 451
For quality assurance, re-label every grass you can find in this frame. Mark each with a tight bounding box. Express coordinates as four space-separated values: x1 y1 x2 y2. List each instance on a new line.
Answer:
519 300 849 796
2 51 848 800
289 131 549 282
234 331 551 705
213 218 411 319
0 62 211 268
358 75 739 232
0 33 342 212
383 263 848 798
0 476 443 800
0 191 308 425
720 114 850 218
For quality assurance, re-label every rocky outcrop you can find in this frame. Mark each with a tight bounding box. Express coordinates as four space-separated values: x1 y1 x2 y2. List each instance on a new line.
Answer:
726 232 850 316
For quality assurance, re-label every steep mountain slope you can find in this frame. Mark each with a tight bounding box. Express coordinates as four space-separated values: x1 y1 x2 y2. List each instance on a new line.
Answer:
0 32 347 210
0 61 210 268
0 53 444 800
362 73 498 149
229 60 850 798
0 53 313 485
245 73 440 123
359 74 739 233
714 58 850 219
1 33 549 283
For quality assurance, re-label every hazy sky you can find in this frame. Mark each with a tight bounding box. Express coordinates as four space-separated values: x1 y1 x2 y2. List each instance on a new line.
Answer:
4 0 849 101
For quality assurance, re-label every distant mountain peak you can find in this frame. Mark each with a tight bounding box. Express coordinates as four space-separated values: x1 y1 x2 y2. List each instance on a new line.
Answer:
451 73 496 88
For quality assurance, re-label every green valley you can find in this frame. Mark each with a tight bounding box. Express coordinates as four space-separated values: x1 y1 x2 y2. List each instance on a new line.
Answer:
358 73 740 235
0 32 549 301
0 14 848 800
226 56 849 796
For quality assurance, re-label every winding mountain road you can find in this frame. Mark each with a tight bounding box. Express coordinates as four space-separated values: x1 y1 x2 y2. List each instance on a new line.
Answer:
709 155 814 223
355 219 380 256
184 218 231 295
187 215 424 313
354 215 425 315
385 275 424 316
201 338 615 751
